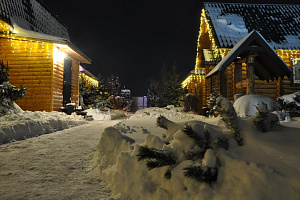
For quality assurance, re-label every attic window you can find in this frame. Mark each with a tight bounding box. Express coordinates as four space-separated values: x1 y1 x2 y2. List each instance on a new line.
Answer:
292 57 300 84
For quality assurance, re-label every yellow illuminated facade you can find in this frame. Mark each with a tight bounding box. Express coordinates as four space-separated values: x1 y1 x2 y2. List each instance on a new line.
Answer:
0 19 90 111
183 8 300 112
79 72 99 88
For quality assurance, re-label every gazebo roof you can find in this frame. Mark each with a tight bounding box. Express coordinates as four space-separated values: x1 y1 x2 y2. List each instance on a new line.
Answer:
206 30 291 80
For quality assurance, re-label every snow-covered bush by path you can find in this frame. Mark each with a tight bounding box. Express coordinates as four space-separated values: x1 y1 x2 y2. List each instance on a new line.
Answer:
183 93 197 112
233 94 279 117
0 111 87 144
277 91 300 117
252 102 279 132
214 96 243 145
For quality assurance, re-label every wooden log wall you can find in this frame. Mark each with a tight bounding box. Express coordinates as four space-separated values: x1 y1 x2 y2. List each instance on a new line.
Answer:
52 51 64 111
0 38 53 111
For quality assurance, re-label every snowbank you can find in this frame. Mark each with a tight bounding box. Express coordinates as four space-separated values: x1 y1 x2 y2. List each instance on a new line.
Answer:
85 108 125 120
94 106 300 199
233 95 278 117
0 111 87 144
132 105 205 121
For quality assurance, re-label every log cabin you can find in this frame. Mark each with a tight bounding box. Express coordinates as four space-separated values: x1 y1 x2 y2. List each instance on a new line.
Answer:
182 2 300 111
0 0 91 112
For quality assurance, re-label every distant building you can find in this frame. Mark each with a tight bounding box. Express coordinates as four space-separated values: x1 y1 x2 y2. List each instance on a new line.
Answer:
79 66 99 88
0 0 91 111
183 2 300 111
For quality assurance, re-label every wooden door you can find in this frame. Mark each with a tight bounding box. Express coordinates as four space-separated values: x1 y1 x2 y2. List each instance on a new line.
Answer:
63 58 72 107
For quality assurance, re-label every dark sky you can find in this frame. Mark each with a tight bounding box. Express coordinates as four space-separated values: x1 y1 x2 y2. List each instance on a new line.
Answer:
42 0 298 96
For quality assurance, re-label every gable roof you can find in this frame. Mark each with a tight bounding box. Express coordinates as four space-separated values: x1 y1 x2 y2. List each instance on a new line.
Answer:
204 2 300 50
0 0 91 63
206 30 291 80
0 0 69 41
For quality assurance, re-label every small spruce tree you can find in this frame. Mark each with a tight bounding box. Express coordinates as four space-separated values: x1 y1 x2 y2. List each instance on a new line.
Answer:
214 96 243 146
0 61 27 115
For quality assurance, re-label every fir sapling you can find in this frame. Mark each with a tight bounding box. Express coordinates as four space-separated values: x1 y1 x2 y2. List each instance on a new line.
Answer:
156 115 175 130
183 164 218 184
136 145 176 170
214 96 243 146
0 62 27 115
182 125 211 151
183 148 218 184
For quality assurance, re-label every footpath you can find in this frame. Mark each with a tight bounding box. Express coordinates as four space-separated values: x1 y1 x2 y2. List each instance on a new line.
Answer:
0 120 120 200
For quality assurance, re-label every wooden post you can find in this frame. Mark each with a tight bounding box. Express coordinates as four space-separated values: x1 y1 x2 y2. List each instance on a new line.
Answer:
247 56 255 94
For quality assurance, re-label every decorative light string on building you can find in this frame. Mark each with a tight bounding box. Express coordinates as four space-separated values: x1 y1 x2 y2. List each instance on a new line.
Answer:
8 38 51 58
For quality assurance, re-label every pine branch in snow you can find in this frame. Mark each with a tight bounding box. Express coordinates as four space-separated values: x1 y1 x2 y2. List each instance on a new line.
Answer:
136 146 176 170
214 96 243 146
183 164 218 184
182 125 211 150
157 115 175 130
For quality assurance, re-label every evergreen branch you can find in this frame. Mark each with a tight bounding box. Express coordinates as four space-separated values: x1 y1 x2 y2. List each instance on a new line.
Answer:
157 115 168 130
183 165 218 184
182 125 211 150
136 146 176 170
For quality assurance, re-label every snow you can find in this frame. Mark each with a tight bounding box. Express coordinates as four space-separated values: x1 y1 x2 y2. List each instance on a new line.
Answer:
85 108 125 121
278 91 300 107
233 94 278 117
94 101 300 199
1 95 300 199
0 110 87 144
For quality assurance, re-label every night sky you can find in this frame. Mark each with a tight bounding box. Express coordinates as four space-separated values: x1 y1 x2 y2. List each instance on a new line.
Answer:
42 0 298 96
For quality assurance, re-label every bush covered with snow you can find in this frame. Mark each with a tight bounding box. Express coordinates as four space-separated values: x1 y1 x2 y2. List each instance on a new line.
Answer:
252 102 279 132
0 111 87 144
277 92 300 117
233 94 279 117
214 96 243 145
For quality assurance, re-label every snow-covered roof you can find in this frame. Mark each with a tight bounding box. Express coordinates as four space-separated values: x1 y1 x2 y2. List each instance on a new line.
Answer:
204 2 300 50
206 31 291 80
79 66 98 80
0 0 69 41
0 0 92 63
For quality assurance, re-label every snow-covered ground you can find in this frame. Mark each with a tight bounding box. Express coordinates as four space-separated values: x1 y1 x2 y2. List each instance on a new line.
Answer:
1 96 300 199
95 103 300 200
0 111 87 144
0 120 120 199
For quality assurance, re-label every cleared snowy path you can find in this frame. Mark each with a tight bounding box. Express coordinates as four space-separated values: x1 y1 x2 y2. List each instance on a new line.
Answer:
0 120 120 200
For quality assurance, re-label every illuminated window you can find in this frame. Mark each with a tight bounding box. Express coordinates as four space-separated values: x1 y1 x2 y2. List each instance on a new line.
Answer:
293 58 300 84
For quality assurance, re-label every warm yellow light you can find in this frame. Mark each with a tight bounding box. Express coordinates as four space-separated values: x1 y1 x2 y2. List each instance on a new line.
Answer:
53 46 66 63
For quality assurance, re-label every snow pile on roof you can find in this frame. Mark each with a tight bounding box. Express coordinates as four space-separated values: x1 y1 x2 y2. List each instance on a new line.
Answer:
0 111 87 144
85 108 125 121
204 3 300 49
233 95 279 117
94 107 300 199
2 0 69 40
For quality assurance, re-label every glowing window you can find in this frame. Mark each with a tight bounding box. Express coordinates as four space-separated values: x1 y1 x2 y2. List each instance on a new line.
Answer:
293 58 300 84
